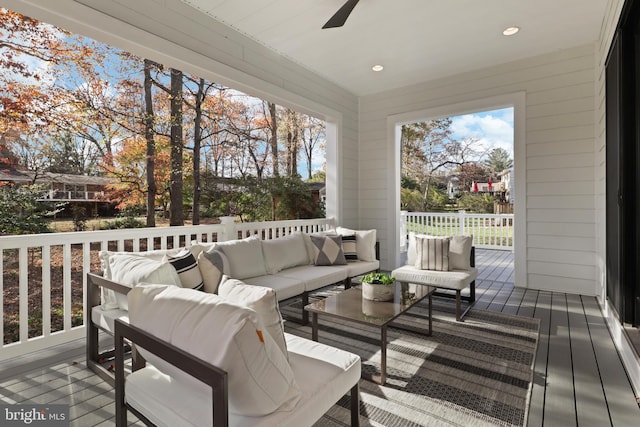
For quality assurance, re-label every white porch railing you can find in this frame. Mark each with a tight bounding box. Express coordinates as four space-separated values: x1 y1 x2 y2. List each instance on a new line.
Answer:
401 210 514 251
0 217 335 362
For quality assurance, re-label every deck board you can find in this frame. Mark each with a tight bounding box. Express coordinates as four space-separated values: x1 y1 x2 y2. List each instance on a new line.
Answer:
567 294 611 427
1 249 639 426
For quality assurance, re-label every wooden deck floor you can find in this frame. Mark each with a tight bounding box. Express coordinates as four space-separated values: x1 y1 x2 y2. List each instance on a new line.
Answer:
1 249 639 426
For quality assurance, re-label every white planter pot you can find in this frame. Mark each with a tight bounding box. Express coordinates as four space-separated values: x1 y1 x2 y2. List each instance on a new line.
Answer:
361 282 394 302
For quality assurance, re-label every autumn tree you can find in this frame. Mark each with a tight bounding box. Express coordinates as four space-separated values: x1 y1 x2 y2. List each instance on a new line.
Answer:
401 119 483 210
300 115 325 179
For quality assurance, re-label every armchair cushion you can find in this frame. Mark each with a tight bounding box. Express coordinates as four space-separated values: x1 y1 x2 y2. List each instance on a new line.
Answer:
128 284 300 416
449 235 473 270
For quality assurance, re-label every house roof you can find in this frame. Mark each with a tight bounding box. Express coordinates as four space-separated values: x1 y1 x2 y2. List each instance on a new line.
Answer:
0 170 112 186
181 0 608 96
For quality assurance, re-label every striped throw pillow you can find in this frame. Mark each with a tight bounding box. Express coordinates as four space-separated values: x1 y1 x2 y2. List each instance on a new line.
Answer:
415 236 450 271
164 250 204 291
341 234 358 261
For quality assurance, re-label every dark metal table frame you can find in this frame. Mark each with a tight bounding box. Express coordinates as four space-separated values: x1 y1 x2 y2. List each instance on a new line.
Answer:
305 283 434 386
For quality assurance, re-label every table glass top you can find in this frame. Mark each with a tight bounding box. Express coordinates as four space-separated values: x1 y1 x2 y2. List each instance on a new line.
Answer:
304 282 434 326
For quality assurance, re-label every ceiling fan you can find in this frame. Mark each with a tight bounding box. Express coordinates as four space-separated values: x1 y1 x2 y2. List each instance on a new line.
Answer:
322 0 360 29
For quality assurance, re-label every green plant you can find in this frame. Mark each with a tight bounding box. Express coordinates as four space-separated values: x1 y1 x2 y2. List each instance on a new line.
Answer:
361 272 395 285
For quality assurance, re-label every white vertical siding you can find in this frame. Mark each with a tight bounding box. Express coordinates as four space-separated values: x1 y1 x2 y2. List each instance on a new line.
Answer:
2 0 360 227
361 44 598 294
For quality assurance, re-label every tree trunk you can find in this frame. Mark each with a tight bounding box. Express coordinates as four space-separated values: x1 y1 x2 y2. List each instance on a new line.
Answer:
192 78 205 225
269 102 279 176
143 59 156 227
169 68 184 226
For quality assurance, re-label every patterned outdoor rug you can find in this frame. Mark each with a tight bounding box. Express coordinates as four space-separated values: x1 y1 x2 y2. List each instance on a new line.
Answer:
282 294 540 427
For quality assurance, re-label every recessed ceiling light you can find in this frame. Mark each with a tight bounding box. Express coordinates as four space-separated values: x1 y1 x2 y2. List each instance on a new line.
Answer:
502 26 520 36
372 65 384 72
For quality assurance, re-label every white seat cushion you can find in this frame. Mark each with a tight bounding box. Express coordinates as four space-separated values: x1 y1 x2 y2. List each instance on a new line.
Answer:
242 274 306 301
392 264 478 290
277 265 348 292
91 306 128 334
126 333 361 427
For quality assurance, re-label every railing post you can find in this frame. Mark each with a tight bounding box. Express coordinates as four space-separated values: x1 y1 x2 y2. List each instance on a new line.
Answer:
458 210 466 235
218 216 236 242
400 210 408 251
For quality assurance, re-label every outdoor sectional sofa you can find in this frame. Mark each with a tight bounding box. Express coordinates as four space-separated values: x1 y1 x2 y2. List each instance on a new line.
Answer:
87 227 378 384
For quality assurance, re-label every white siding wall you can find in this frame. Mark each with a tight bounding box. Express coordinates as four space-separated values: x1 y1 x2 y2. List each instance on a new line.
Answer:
2 0 360 227
361 45 598 295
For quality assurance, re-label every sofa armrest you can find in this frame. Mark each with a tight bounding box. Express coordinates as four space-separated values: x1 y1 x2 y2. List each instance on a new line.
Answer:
375 241 380 261
87 272 132 308
114 319 229 427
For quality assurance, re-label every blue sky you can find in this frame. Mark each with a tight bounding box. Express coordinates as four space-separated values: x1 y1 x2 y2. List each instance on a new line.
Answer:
449 107 514 159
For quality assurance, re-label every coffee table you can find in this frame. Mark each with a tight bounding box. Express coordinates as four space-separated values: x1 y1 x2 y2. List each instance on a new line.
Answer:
304 282 434 385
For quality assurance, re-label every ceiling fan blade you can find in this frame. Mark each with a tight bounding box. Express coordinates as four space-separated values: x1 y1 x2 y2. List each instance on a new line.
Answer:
322 0 360 29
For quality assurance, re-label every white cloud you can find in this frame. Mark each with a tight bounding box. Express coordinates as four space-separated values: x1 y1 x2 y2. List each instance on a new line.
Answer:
450 108 514 158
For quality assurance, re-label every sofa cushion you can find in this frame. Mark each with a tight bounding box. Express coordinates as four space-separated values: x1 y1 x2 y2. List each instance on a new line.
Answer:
277 265 348 293
197 249 229 293
310 235 347 266
163 249 204 291
261 233 310 274
392 264 478 290
242 274 306 301
340 234 358 261
218 276 288 358
128 284 300 416
215 235 268 279
449 235 473 270
415 236 450 271
336 227 377 261
105 254 181 310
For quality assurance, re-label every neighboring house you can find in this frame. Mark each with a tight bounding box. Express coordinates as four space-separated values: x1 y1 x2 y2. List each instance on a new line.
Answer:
498 168 515 204
0 169 115 216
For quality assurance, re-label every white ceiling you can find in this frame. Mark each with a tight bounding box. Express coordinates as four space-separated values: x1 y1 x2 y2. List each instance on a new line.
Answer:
181 0 608 96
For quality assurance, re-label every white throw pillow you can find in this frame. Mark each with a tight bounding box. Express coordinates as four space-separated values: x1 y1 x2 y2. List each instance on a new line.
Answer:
217 276 288 358
99 248 182 281
106 254 181 310
197 249 229 293
261 233 309 274
215 235 268 279
127 285 300 416
336 227 377 261
415 236 450 271
449 235 473 270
